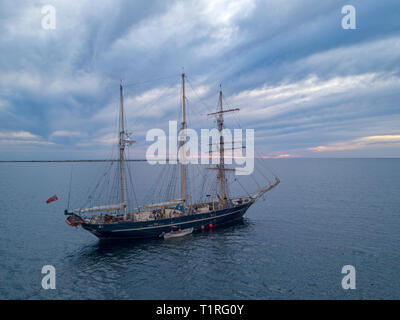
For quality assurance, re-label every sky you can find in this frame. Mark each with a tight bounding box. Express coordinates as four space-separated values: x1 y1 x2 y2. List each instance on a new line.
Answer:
0 0 399 160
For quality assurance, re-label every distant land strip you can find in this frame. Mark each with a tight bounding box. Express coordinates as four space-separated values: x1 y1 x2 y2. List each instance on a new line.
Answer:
0 160 147 163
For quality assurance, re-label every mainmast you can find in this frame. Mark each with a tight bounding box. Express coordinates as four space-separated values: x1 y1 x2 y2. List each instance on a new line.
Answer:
180 73 187 206
120 82 128 219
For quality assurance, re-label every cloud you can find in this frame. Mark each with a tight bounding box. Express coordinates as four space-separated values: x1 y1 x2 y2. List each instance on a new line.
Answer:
289 35 400 78
76 132 118 147
230 72 400 123
308 135 400 152
0 131 39 139
50 130 85 138
0 139 54 146
1 0 400 159
111 0 255 56
0 71 107 96
0 131 54 147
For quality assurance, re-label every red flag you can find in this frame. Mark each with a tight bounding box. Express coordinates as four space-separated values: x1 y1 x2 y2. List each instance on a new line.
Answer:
46 195 58 204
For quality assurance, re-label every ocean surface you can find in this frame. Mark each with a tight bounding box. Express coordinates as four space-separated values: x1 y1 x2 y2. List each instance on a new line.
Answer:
0 159 399 299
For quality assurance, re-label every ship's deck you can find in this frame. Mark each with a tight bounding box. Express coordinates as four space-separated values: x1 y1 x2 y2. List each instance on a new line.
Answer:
82 197 253 225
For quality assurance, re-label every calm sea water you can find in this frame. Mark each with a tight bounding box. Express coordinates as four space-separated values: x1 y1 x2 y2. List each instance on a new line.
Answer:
0 159 399 299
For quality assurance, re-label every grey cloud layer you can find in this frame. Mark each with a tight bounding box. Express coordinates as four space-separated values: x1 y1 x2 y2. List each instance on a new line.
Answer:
0 0 399 159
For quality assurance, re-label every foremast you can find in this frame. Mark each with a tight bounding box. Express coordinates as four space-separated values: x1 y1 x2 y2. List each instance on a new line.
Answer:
208 87 240 206
217 89 227 204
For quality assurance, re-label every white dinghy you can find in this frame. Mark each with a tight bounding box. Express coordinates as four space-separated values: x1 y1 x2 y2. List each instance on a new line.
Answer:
163 227 194 239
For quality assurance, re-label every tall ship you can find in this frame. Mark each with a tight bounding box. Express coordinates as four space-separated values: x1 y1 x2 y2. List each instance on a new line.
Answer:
65 73 280 239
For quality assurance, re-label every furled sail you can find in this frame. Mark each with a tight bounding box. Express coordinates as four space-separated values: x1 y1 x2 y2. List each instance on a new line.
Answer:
71 203 123 214
138 200 184 210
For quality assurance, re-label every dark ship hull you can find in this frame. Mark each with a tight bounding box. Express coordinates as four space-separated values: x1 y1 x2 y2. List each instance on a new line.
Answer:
80 201 253 240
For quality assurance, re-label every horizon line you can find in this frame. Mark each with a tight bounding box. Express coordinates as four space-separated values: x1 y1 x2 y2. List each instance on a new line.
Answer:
1 157 400 163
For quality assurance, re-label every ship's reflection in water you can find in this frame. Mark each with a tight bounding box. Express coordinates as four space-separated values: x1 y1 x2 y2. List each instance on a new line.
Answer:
62 220 251 299
73 219 248 270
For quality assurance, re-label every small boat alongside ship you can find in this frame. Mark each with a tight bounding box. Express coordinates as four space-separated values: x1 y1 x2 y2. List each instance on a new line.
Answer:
162 227 194 239
64 73 280 240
